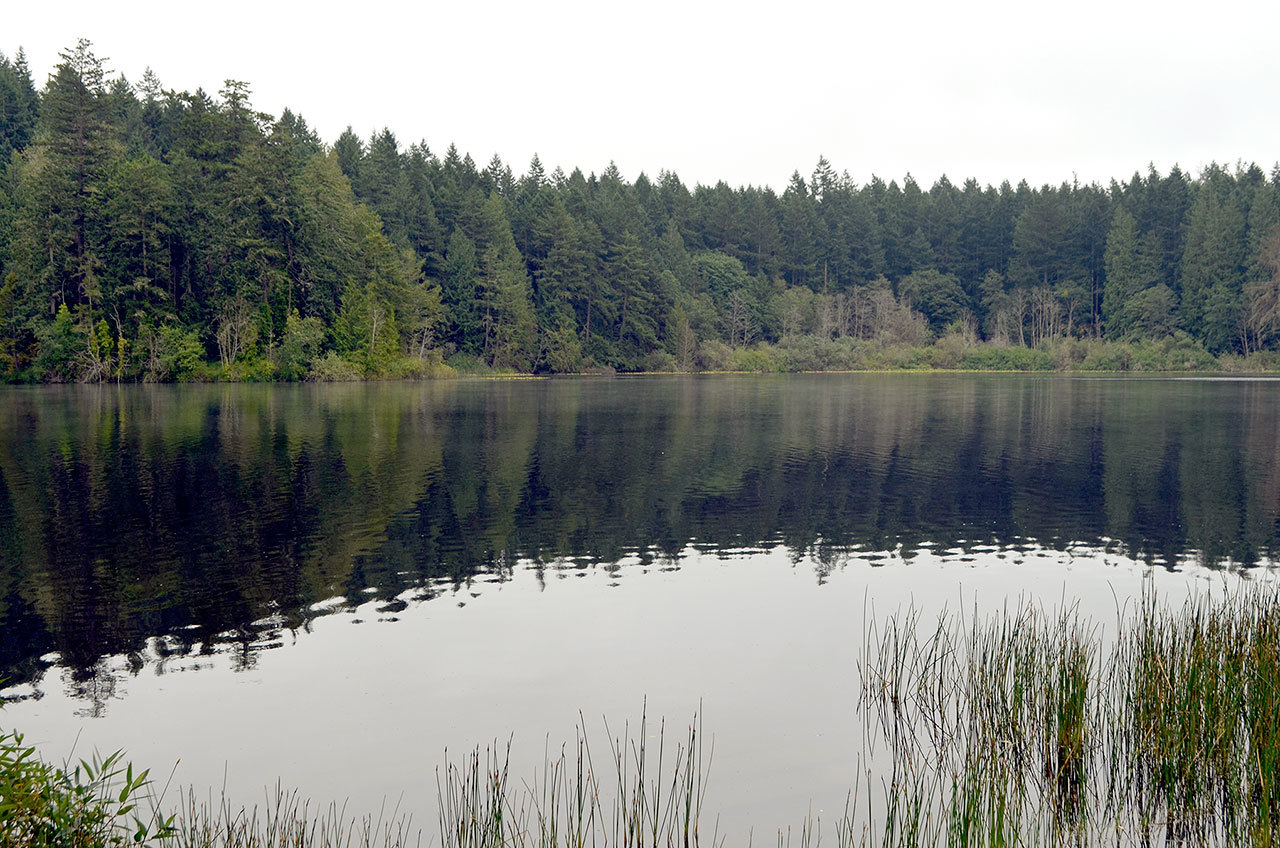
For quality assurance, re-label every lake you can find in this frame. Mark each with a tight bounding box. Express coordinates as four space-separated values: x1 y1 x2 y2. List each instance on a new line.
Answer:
1 374 1278 839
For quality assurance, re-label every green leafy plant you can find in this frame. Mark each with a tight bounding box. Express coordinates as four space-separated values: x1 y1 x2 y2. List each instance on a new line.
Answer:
0 728 175 847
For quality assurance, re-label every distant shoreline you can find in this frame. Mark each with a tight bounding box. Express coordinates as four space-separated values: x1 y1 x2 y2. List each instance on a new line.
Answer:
6 335 1278 384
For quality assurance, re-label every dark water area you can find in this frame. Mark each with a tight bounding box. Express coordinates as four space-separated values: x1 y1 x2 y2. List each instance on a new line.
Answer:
1 374 1278 834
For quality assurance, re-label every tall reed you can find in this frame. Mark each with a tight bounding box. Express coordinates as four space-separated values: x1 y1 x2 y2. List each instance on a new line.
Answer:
435 710 712 848
161 785 418 848
857 587 1280 846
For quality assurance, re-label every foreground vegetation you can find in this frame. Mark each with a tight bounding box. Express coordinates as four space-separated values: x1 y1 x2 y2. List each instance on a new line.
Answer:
4 42 1280 381
857 590 1280 846
5 588 1280 846
0 731 175 846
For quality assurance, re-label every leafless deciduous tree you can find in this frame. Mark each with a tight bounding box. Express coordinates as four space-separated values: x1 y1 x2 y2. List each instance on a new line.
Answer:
1243 226 1280 354
216 295 258 367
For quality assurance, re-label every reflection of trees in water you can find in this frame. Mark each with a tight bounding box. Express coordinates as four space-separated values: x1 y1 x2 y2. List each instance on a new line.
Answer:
0 377 1278 700
66 659 119 718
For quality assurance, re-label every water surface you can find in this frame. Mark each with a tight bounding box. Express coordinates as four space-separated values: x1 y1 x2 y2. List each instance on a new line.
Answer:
1 375 1277 836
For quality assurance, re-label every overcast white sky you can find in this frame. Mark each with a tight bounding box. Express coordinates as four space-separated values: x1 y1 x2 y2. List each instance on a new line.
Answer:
7 0 1280 192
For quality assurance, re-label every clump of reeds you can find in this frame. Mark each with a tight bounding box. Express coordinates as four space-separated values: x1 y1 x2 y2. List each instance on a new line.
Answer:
160 785 420 848
436 710 713 848
857 586 1280 846
857 601 1099 845
1111 591 1280 845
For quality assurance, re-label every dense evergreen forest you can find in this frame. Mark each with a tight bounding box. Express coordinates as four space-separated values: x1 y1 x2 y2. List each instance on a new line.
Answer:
3 40 1280 381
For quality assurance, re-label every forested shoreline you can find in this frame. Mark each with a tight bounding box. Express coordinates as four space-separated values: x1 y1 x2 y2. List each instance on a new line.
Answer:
3 40 1280 382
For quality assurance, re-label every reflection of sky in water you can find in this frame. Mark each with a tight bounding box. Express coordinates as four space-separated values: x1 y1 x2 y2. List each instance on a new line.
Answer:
4 544 1270 840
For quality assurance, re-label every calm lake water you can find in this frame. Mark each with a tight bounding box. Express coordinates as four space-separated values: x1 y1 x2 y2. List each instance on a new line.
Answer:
2 374 1278 837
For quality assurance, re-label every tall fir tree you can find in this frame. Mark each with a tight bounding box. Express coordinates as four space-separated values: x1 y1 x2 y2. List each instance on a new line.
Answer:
0 48 40 161
1102 206 1162 339
1179 175 1246 351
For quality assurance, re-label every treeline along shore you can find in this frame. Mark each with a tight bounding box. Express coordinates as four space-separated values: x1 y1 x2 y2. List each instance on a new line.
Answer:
3 41 1280 382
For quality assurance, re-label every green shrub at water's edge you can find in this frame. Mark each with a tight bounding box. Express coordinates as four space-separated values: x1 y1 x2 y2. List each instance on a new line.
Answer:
273 311 326 381
218 356 275 383
958 345 1055 371
308 352 364 382
0 728 174 847
728 344 782 372
444 352 491 375
384 353 457 380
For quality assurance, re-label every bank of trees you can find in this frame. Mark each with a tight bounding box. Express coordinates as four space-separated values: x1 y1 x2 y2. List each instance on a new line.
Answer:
2 41 1280 381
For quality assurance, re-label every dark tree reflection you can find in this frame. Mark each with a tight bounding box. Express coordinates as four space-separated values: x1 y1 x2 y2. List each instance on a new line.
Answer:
1 376 1277 699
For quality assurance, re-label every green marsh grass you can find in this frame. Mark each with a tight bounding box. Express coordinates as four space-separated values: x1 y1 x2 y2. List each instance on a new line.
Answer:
436 710 713 848
161 785 420 848
857 587 1280 846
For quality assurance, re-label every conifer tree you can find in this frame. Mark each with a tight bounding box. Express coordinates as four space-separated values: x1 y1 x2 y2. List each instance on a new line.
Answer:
0 48 40 161
442 229 480 352
479 230 537 369
1179 176 1246 351
1102 207 1160 339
